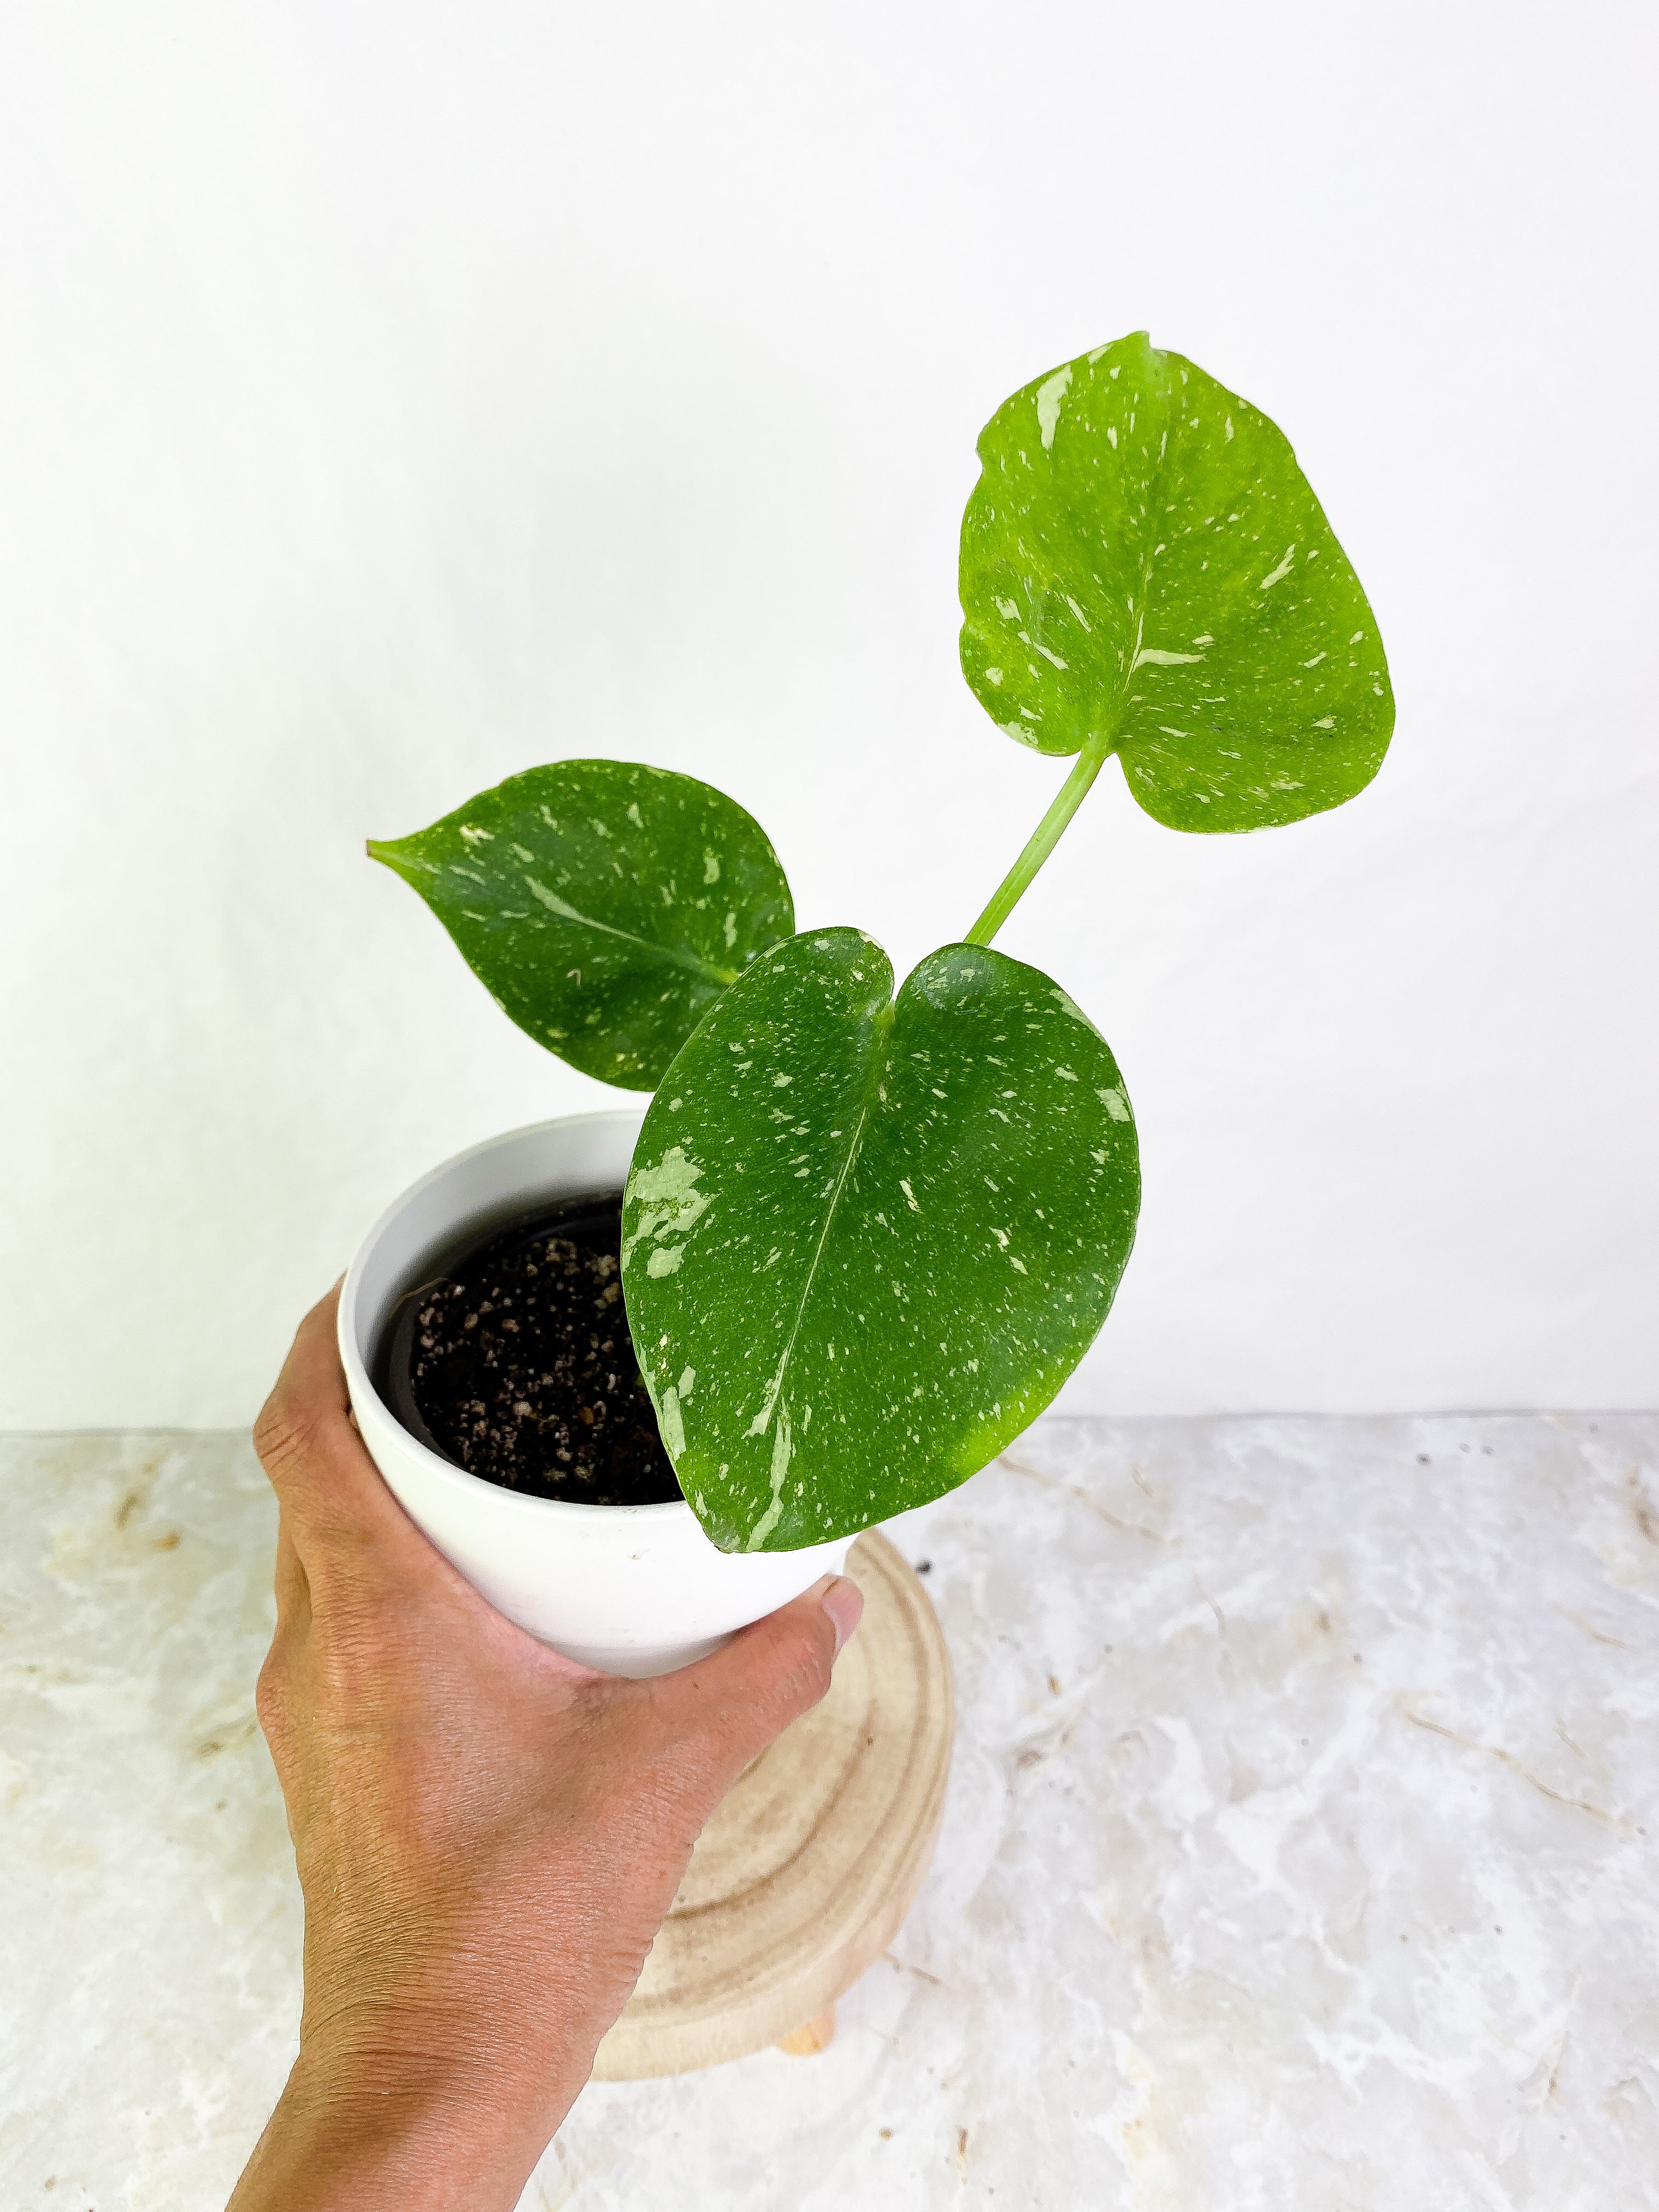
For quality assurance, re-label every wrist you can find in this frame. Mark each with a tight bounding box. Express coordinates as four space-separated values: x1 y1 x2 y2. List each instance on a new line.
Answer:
228 2039 578 2212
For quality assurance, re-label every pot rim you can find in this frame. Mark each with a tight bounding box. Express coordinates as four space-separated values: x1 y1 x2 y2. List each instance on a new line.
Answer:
338 1108 691 1527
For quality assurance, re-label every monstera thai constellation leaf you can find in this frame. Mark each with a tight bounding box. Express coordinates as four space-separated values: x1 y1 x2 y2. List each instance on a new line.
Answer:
369 760 793 1088
620 929 1141 1553
959 330 1394 833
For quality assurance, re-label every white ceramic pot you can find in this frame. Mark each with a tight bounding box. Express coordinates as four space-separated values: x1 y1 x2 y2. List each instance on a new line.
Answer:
338 1109 855 1677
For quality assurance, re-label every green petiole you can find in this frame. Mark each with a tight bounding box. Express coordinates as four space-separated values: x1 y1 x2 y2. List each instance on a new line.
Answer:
963 731 1119 948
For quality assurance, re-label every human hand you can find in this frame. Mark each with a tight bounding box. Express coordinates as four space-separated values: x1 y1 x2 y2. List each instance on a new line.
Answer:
228 1285 862 2212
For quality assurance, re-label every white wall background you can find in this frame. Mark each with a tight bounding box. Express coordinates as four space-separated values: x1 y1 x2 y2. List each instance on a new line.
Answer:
3 0 1655 1428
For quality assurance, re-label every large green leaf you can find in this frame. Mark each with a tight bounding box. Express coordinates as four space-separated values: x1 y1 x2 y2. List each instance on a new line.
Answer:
620 929 1140 1551
959 331 1394 831
369 760 793 1088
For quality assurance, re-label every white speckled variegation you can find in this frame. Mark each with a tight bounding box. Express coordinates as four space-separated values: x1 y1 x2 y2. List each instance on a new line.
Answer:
622 932 1140 1553
368 759 793 1090
959 330 1394 833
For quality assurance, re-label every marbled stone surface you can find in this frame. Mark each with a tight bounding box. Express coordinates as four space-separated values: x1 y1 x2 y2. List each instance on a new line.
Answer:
3 1415 1658 2210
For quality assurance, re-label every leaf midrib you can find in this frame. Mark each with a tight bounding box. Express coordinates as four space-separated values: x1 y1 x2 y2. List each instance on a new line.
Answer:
523 876 738 986
1013 358 1182 752
1112 360 1176 738
742 1002 894 1503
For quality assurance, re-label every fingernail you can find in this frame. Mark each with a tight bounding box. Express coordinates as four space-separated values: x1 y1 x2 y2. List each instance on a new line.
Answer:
820 1575 864 1655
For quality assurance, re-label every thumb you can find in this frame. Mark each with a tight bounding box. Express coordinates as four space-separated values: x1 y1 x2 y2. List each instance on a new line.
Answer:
647 1572 864 1788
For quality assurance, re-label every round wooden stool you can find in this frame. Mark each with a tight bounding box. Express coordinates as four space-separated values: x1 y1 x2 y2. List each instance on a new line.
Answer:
590 1530 953 2080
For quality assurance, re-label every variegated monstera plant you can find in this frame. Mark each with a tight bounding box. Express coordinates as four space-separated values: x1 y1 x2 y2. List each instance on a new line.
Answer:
372 332 1393 1554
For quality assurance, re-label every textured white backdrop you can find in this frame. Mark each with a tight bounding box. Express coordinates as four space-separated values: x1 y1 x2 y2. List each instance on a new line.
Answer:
3 0 1656 1426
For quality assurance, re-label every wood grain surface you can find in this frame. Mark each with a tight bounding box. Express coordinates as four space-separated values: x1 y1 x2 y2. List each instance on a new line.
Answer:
590 1529 954 2080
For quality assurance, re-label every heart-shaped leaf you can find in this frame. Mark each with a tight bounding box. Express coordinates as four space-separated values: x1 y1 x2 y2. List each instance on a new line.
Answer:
620 929 1140 1551
369 760 793 1088
959 330 1393 831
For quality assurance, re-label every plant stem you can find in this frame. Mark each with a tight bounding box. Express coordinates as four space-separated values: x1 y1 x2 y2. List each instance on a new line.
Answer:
963 732 1118 947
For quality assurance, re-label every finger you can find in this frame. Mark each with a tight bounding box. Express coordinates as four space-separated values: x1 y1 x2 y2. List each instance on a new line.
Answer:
252 1282 414 1560
273 1511 311 1633
644 1573 862 1786
252 1283 348 1493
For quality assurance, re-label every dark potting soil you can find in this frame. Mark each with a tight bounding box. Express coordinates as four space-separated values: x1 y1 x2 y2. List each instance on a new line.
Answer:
378 1199 682 1508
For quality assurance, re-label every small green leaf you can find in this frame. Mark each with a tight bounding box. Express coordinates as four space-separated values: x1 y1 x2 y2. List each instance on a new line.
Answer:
960 330 1394 831
369 760 793 1089
621 929 1140 1551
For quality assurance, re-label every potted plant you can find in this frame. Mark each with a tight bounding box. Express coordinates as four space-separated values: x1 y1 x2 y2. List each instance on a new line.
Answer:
339 329 1392 1674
